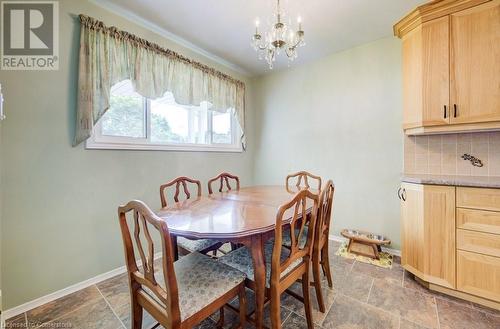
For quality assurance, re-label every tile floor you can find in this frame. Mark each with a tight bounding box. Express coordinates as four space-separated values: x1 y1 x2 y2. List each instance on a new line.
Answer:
5 241 500 329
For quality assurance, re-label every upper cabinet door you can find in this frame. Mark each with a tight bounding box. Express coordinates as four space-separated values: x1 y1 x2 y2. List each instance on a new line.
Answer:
402 27 423 129
450 0 500 124
402 17 450 129
422 16 450 127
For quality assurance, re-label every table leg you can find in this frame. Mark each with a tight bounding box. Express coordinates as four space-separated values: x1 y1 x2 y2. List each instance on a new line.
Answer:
171 234 179 261
249 234 266 329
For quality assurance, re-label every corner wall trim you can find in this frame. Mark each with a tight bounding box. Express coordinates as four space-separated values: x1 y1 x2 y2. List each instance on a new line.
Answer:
328 234 401 256
2 253 162 321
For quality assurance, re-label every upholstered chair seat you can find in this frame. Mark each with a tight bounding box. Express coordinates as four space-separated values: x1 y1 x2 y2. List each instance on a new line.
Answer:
150 252 246 320
177 237 222 254
218 242 302 288
118 200 247 329
280 226 308 249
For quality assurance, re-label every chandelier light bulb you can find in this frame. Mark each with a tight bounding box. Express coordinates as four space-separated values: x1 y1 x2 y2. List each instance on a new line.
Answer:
250 0 305 69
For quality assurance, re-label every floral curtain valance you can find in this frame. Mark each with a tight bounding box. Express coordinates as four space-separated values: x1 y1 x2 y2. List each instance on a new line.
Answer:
74 14 246 146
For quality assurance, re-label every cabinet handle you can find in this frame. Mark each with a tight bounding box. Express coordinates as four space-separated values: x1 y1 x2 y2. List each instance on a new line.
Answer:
443 105 447 119
454 104 457 118
397 187 402 200
401 188 407 201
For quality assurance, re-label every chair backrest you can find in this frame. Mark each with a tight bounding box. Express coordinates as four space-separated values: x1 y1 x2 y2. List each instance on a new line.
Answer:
315 180 335 251
208 172 240 194
271 189 319 283
118 200 181 328
286 171 322 192
160 176 202 207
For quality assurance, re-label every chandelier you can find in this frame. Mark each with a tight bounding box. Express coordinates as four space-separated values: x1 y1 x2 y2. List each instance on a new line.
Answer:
251 0 305 69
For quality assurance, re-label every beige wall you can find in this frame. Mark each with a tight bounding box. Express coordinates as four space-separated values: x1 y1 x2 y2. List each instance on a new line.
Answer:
0 0 255 309
252 37 404 249
404 132 500 176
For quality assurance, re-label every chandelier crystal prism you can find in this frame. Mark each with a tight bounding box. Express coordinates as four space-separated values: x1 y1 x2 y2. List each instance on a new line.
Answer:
251 0 305 69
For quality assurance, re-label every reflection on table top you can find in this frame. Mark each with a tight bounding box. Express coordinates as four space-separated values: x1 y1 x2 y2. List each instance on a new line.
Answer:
156 185 317 239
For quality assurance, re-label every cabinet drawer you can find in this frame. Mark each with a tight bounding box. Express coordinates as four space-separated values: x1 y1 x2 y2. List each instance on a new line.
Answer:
457 187 500 212
457 250 500 302
457 208 500 235
457 229 500 258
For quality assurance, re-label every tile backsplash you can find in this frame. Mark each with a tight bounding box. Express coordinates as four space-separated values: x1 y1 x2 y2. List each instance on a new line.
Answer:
404 132 500 176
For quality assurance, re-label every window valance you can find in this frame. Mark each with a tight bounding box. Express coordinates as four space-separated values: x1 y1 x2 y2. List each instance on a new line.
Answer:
75 14 246 147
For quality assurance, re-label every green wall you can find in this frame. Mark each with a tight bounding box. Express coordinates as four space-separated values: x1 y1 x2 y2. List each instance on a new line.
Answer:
0 0 405 311
252 37 404 249
0 0 255 309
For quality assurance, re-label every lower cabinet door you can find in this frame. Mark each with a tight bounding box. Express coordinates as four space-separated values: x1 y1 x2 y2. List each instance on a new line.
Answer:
400 183 456 289
457 250 500 302
423 184 456 289
401 183 425 277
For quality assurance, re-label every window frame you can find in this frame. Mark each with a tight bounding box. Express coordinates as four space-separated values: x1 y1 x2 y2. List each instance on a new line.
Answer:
86 95 242 153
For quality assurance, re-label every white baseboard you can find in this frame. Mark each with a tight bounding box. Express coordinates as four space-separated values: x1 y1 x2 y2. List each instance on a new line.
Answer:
3 238 401 321
2 253 162 321
328 234 401 257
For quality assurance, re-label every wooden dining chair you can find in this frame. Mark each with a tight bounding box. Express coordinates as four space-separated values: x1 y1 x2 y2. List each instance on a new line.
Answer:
160 176 202 208
160 177 222 259
118 200 247 329
286 171 322 192
208 172 240 194
280 180 334 312
311 180 335 312
218 189 320 329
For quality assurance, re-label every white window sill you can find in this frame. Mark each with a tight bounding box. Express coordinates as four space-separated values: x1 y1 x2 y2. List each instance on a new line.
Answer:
85 140 243 153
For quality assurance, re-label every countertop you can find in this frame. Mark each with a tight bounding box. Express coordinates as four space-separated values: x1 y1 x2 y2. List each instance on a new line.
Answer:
402 174 500 189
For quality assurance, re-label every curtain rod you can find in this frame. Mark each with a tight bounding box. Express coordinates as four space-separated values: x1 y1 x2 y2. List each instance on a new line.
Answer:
79 14 245 88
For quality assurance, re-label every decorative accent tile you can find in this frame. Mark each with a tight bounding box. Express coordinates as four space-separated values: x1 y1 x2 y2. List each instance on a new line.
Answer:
26 285 102 327
280 283 334 326
12 250 500 329
5 313 27 328
400 318 432 329
436 298 500 329
404 132 499 177
97 273 130 311
403 271 430 294
41 298 122 329
112 300 157 329
367 279 439 328
282 312 310 329
322 294 399 329
351 260 404 286
471 302 500 318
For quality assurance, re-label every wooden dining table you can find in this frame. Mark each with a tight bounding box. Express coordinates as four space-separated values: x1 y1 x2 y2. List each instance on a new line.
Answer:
156 185 314 329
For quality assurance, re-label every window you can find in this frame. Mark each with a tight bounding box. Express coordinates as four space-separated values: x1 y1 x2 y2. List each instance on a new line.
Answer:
86 80 242 152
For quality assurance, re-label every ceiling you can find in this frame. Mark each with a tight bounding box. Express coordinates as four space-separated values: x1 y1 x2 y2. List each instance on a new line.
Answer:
96 0 427 76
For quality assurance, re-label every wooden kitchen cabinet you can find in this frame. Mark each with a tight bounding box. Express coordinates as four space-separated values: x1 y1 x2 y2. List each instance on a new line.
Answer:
400 183 425 276
457 250 500 302
402 16 450 129
400 183 456 289
450 1 500 124
401 26 423 129
395 0 500 135
401 182 500 308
